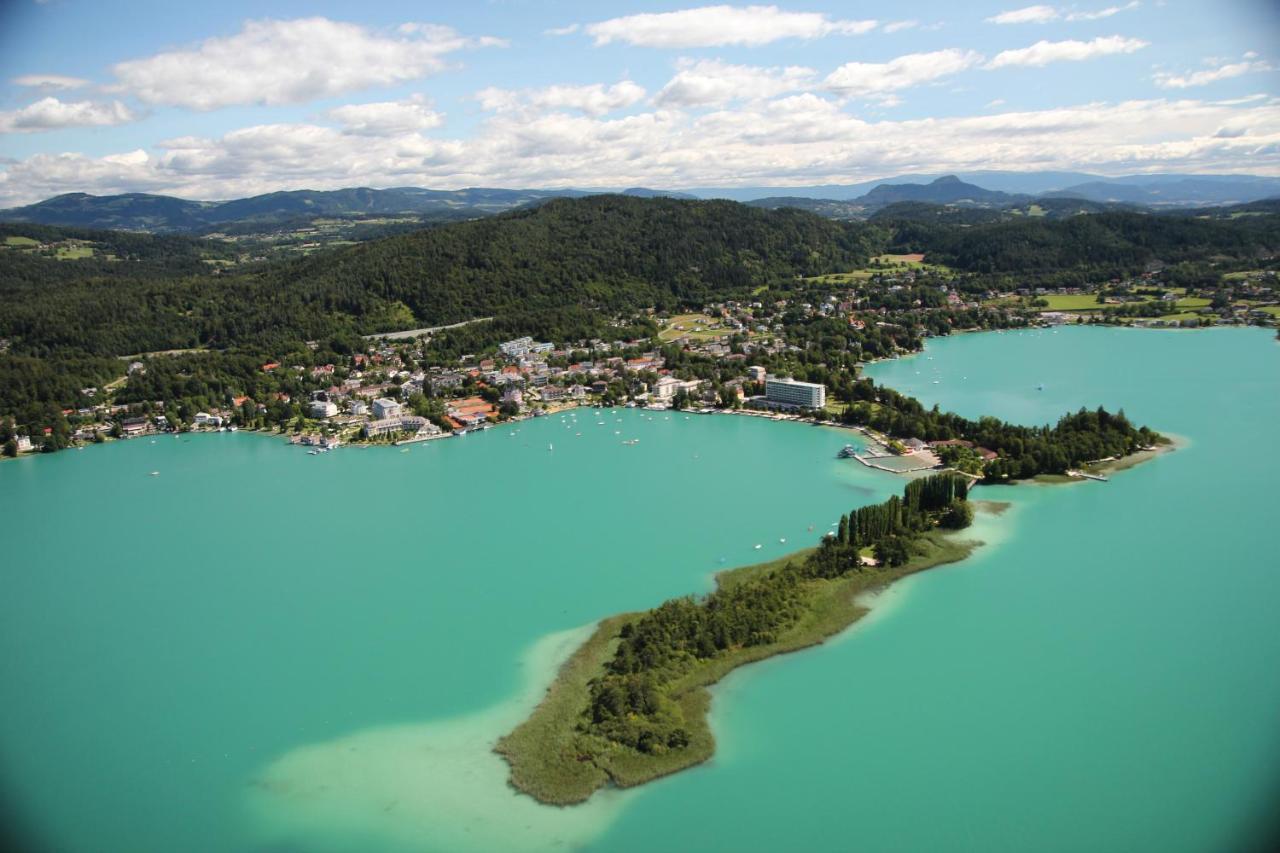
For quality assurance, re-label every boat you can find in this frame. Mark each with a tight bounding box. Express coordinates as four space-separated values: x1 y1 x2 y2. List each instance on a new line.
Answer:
779 538 787 544
149 471 159 476
1037 383 1045 391
753 544 762 550
548 443 554 451
837 444 857 458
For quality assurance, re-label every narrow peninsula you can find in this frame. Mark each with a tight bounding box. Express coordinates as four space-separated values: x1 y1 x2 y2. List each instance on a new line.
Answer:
497 403 1167 805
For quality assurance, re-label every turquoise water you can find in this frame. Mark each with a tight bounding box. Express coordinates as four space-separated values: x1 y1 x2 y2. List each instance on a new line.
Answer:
2 326 1278 851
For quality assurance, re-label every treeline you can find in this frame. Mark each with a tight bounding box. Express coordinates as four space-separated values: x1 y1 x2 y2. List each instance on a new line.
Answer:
842 378 1162 479
887 211 1280 283
584 473 972 754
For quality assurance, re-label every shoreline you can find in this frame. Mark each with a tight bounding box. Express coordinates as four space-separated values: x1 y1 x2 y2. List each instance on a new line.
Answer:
496 433 1170 806
496 525 985 806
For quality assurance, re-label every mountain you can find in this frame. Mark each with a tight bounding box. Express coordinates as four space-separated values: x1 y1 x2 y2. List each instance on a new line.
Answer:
860 175 1022 206
686 172 1280 205
0 186 689 233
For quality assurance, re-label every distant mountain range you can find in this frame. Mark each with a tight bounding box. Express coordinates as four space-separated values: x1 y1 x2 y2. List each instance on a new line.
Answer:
1 173 1276 234
0 186 696 234
689 172 1280 205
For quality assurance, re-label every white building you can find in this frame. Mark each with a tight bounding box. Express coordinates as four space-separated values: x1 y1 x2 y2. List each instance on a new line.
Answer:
308 400 338 419
372 398 402 420
653 375 681 400
764 377 826 410
364 415 438 438
748 365 767 382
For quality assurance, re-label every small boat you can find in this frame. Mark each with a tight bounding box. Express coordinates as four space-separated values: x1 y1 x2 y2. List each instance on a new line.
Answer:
837 444 857 459
548 443 554 451
149 471 160 476
779 538 787 544
1037 383 1045 391
754 544 763 550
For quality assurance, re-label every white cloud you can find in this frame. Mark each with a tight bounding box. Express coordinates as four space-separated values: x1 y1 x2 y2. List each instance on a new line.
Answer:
987 5 1060 24
12 74 91 90
883 20 919 34
584 5 876 48
1154 55 1272 89
825 49 984 98
654 59 816 107
987 35 1148 68
2 96 1278 205
0 97 136 133
1066 2 1141 21
986 98 1007 107
327 97 444 135
545 24 580 36
109 17 502 110
475 81 647 117
987 3 1139 24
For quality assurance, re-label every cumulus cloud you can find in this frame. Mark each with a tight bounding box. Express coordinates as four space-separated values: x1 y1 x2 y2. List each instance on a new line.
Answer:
1154 55 1273 89
12 74 91 90
475 81 647 117
109 17 502 110
2 95 1278 205
583 5 876 48
825 49 984 98
327 97 444 135
0 97 136 133
654 59 816 107
987 3 1139 24
986 35 1148 68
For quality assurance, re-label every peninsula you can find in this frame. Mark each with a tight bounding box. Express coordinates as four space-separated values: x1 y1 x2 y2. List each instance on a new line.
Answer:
497 400 1164 805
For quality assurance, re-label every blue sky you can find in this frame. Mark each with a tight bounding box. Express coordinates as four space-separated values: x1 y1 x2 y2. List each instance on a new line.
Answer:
0 0 1276 204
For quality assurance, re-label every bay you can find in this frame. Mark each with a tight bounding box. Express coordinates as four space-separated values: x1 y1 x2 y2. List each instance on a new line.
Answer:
1 326 1277 851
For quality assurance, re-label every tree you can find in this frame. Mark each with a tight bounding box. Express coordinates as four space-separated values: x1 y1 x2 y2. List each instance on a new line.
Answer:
3 439 16 458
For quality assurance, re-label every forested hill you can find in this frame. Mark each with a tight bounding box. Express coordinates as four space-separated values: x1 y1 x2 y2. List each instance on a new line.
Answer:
0 196 880 357
265 195 880 327
888 210 1280 281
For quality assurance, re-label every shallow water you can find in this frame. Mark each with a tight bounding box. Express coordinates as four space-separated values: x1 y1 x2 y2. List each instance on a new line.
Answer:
0 408 892 852
1 326 1277 852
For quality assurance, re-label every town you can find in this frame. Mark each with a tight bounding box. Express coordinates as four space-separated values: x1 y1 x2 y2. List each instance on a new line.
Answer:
2 254 1276 461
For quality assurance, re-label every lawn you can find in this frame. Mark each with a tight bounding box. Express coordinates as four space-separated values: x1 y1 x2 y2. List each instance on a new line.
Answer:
3 236 40 247
1039 294 1107 311
55 245 94 260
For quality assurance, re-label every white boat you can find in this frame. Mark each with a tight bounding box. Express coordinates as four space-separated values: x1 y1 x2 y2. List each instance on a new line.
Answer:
548 443 554 451
754 544 762 550
779 538 786 544
149 471 160 476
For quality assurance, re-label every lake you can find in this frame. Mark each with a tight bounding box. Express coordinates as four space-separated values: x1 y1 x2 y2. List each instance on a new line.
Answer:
1 325 1276 851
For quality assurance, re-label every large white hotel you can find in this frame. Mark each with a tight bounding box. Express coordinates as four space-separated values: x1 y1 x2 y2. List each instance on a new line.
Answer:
764 376 826 410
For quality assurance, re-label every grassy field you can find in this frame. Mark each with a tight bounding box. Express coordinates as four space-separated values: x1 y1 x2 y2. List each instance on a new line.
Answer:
55 245 94 260
1038 293 1108 311
496 531 978 805
658 312 732 342
3 236 40 247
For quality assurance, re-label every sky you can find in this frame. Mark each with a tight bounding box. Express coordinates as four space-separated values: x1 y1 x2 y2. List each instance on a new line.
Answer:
0 0 1277 205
